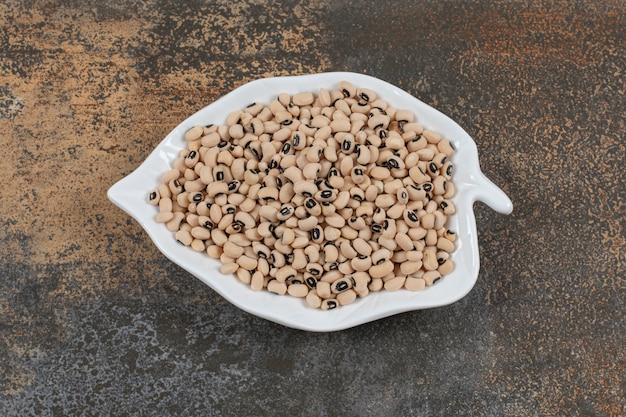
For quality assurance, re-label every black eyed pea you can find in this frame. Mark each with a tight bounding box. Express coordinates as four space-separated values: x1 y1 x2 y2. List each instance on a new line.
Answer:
148 189 160 205
318 88 332 106
293 91 314 106
397 187 409 205
365 184 379 202
436 236 455 253
206 244 223 259
292 249 308 270
207 181 229 198
305 262 324 277
267 279 287 295
443 181 455 199
378 236 398 252
432 152 448 168
351 255 372 272
442 160 454 180
371 248 392 265
352 272 371 292
336 289 358 306
220 262 239 275
400 260 423 276
352 237 373 256
294 180 318 197
287 283 309 298
315 188 337 203
422 250 439 271
423 270 442 286
257 186 279 202
374 194 395 209
438 259 454 275
159 197 173 213
407 226 427 241
253 242 271 260
277 204 295 221
432 176 447 195
422 129 442 144
386 203 406 220
330 118 351 133
384 276 405 291
310 225 324 244
268 250 285 268
444 230 457 242
417 148 436 162
433 210 447 230
223 241 245 259
306 290 322 308
425 228 438 246
340 134 356 154
403 209 421 228
166 212 185 232
369 166 391 180
229 233 252 247
281 228 296 246
436 250 450 266
297 215 319 232
437 139 455 156
236 255 257 271
158 183 172 200
320 298 339 310
276 265 297 283
370 223 383 235
409 166 431 184
395 232 414 251
210 229 228 247
368 259 394 278
331 277 353 294
368 113 390 130
356 145 372 165
185 125 204 142
347 216 367 231
156 211 174 223
358 227 373 242
191 226 213 241
323 226 342 242
248 270 264 291
440 199 456 216
236 268 252 285
304 197 322 216
175 229 193 246
304 272 319 289
339 240 358 259
339 81 357 98
323 242 339 263
419 210 435 228
356 88 376 103
316 280 333 299
404 277 426 292
395 108 414 123
325 213 346 228
385 134 405 151
368 277 384 292
351 166 367 184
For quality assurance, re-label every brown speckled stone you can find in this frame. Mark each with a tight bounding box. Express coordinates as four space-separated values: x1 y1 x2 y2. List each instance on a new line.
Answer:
0 0 623 416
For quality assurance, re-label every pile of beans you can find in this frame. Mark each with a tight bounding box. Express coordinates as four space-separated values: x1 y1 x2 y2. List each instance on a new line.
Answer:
149 81 457 309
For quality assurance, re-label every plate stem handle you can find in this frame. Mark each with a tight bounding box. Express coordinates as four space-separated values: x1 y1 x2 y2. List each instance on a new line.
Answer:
469 172 513 215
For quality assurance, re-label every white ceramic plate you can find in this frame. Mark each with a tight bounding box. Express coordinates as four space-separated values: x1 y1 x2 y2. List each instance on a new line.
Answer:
108 72 512 332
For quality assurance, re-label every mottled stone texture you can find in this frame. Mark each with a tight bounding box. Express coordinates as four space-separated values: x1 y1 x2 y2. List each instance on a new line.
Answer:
1 0 624 415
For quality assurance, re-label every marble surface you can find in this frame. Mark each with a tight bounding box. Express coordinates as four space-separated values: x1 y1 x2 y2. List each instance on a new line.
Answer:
1 0 624 415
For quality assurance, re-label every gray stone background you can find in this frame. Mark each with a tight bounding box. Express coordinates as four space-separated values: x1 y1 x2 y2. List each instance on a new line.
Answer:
1 0 623 416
